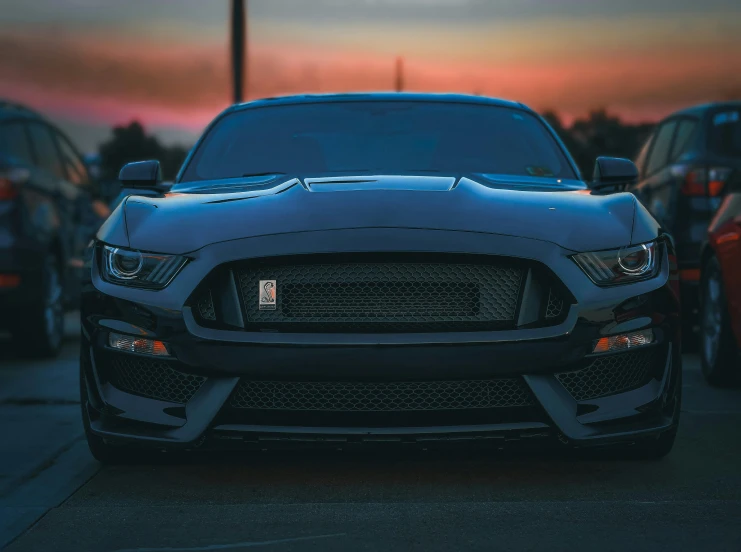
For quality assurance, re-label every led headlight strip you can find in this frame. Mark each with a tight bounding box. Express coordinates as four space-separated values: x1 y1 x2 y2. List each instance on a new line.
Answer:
102 245 188 289
573 241 659 286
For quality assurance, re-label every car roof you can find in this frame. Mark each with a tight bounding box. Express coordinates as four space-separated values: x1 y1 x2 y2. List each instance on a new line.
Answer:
0 100 48 123
669 101 741 119
227 92 532 113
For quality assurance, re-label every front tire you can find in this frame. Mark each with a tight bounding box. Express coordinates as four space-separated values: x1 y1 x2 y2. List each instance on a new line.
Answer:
12 254 64 358
700 256 740 387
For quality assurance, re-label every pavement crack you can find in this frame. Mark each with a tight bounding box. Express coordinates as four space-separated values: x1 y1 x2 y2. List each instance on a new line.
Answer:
0 436 85 498
111 533 348 552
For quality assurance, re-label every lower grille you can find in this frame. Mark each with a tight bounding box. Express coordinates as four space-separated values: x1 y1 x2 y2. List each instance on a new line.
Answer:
107 354 206 404
556 348 660 401
229 378 535 411
237 256 524 332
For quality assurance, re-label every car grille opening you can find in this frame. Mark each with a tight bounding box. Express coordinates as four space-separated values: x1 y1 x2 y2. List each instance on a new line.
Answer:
555 348 662 402
191 254 574 333
229 378 536 412
545 287 565 319
105 354 206 404
197 289 216 321
237 256 525 332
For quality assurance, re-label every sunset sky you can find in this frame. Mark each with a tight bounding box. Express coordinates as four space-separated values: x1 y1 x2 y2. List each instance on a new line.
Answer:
1 0 740 152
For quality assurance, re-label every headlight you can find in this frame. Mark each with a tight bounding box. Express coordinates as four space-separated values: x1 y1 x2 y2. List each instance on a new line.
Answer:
572 241 660 286
101 245 187 289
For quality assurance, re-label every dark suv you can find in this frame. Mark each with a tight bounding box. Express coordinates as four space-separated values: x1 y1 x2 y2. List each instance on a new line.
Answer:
0 101 107 357
630 102 741 333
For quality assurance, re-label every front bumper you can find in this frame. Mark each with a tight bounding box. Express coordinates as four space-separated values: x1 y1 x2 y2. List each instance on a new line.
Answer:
81 229 682 451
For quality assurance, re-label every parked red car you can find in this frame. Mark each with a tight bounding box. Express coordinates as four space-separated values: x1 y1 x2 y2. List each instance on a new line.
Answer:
700 169 741 386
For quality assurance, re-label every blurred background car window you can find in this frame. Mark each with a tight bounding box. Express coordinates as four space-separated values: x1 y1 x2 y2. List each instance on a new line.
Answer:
670 119 698 160
27 123 65 179
0 121 34 166
709 112 741 157
645 121 677 175
57 134 90 187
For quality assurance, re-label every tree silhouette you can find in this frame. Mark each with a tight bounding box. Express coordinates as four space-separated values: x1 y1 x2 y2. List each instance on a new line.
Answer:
98 121 189 181
542 109 654 178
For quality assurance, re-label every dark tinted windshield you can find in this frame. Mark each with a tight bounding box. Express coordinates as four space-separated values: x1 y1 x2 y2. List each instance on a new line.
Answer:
709 109 741 157
180 101 576 183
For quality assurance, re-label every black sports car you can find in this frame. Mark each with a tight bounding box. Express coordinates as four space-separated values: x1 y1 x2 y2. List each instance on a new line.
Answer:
80 94 682 463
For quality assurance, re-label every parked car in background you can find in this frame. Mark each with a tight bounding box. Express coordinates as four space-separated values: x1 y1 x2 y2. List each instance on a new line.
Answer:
700 163 741 386
0 100 109 357
630 102 741 339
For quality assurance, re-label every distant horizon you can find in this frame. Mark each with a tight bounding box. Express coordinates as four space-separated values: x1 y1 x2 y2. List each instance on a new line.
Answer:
2 0 740 152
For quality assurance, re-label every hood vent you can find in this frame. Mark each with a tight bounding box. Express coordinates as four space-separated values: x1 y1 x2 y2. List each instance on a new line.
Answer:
304 175 457 192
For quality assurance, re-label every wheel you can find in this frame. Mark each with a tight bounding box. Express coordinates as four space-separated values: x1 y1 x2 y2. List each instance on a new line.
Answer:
700 256 740 387
12 254 64 358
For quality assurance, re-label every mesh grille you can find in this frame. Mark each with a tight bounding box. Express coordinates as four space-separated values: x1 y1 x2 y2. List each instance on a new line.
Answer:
230 378 535 411
197 289 216 321
238 260 523 332
556 348 659 401
107 355 206 404
545 288 565 319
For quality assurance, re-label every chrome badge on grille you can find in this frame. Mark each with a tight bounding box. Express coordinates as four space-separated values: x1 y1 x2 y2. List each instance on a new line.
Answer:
259 280 277 310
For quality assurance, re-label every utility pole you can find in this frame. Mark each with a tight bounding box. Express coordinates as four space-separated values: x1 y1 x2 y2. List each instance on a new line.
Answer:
231 0 247 104
395 56 404 92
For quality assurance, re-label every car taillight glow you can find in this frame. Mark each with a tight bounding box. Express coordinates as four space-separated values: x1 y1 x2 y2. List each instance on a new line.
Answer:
717 231 740 245
0 274 21 288
681 167 732 197
0 178 18 200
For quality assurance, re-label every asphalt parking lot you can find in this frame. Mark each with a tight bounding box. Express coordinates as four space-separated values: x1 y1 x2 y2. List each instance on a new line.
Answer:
1 318 740 552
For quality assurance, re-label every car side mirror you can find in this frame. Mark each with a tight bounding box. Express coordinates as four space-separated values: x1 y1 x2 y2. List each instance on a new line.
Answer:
591 157 638 192
118 160 162 189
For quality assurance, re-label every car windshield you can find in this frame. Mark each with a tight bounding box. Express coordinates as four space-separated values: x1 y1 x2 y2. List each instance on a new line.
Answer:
709 109 741 157
179 101 577 183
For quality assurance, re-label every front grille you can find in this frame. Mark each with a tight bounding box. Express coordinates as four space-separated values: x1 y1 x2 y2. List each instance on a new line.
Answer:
229 378 535 411
238 258 524 332
556 348 660 401
107 354 206 404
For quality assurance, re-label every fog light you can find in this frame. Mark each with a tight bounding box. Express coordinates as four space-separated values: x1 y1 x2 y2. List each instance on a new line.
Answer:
593 329 653 353
109 332 170 356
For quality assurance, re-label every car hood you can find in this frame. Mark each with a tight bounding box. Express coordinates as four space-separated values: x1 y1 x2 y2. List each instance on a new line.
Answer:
110 174 643 255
